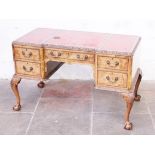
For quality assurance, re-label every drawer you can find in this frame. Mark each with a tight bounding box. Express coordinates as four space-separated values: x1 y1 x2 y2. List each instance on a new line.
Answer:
97 71 128 88
97 56 129 71
15 61 41 76
69 52 94 62
45 49 68 59
14 47 40 61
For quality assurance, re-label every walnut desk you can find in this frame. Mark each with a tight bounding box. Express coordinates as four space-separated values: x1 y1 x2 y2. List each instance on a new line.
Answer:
11 28 142 130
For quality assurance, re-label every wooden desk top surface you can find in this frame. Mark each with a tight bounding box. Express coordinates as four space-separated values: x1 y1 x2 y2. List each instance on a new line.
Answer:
13 28 141 56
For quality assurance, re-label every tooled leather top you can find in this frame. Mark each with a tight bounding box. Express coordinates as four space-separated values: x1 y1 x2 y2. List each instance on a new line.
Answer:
13 28 141 56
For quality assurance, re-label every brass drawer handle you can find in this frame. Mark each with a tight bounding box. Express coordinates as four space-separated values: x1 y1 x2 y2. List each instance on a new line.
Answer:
106 60 110 65
115 61 119 66
58 52 61 56
22 51 32 58
106 60 119 67
50 51 54 56
106 76 119 83
23 66 33 72
77 54 80 59
76 55 88 60
50 51 61 57
85 55 88 60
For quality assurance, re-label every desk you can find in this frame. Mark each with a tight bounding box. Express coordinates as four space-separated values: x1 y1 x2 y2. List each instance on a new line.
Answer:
11 28 142 130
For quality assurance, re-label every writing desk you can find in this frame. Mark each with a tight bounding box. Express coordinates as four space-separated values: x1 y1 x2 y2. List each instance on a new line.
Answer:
11 28 142 130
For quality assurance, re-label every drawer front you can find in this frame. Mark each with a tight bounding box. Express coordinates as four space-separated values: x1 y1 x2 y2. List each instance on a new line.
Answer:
98 71 128 88
15 61 41 76
45 49 68 59
14 47 40 61
98 56 128 71
69 52 94 62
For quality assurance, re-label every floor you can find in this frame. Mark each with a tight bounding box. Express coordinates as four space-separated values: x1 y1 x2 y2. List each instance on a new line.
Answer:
0 79 155 135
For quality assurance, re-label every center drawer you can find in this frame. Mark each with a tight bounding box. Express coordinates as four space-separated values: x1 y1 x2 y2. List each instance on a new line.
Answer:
69 52 94 63
15 61 41 76
97 70 128 88
45 49 68 59
14 47 41 61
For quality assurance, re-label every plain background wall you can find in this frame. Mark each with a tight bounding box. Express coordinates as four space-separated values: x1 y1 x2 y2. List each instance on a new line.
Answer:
0 19 155 80
0 0 155 81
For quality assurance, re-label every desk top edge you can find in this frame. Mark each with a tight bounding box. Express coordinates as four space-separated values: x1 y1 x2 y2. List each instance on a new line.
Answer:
12 28 141 56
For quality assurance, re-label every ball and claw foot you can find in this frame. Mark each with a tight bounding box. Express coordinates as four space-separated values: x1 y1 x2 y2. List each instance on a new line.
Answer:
13 104 21 111
124 121 133 130
134 94 141 101
37 81 45 88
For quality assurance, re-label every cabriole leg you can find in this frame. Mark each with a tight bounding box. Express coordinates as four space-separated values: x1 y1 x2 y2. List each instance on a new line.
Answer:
123 93 135 130
134 73 142 101
11 76 21 111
